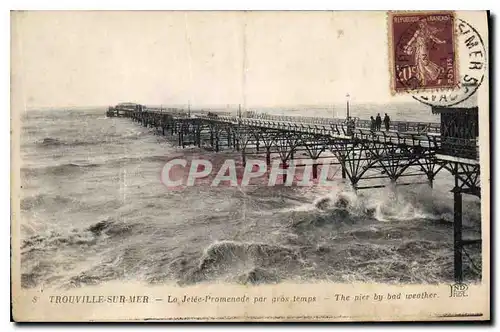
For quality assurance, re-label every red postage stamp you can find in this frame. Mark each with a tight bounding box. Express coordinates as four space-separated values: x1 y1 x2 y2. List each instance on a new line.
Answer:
389 11 457 94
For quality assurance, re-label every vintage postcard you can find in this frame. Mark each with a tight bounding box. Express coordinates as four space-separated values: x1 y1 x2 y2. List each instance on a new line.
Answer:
11 10 490 322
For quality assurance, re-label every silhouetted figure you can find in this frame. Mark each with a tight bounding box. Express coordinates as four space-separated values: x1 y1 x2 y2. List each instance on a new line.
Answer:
370 116 376 131
346 116 355 135
383 113 390 131
375 113 382 131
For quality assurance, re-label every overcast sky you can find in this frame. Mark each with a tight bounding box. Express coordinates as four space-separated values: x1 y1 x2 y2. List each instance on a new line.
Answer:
10 11 477 110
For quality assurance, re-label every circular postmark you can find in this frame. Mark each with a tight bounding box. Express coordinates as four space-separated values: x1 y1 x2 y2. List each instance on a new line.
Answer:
411 19 487 107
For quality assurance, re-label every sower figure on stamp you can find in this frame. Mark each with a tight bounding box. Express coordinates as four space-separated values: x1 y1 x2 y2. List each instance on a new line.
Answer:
383 113 390 131
403 19 447 86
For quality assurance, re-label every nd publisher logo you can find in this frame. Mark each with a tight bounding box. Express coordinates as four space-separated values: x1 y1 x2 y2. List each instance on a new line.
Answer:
449 283 468 298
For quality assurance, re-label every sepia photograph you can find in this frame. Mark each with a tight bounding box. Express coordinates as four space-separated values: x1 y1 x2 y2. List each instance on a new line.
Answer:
11 10 490 321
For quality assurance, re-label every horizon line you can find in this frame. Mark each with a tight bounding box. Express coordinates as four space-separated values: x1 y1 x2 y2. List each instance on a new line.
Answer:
23 100 431 112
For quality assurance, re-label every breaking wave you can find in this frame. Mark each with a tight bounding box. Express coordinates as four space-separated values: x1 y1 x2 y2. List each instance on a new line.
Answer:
21 163 100 177
21 218 139 252
37 137 101 147
20 218 144 288
287 185 480 228
106 154 170 166
180 240 303 285
36 130 149 148
21 154 169 178
21 194 86 211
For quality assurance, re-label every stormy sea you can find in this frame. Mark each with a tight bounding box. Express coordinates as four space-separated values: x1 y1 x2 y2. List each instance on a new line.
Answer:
20 106 482 289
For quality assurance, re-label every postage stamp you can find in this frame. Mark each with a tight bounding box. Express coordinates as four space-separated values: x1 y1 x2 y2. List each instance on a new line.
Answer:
389 11 458 94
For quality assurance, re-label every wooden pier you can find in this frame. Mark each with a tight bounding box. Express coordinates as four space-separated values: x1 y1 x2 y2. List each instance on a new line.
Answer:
110 103 482 283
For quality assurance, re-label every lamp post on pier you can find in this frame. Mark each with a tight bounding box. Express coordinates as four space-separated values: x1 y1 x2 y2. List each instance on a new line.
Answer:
346 93 350 120
342 93 351 180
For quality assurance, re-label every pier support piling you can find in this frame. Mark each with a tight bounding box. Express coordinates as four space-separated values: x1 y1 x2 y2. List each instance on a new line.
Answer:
227 130 232 148
178 128 183 147
281 161 289 185
427 172 434 188
453 184 463 283
215 132 220 152
312 163 318 179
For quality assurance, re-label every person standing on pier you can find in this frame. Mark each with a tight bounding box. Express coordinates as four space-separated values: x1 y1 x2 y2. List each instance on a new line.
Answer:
375 113 382 131
370 116 376 131
383 113 391 131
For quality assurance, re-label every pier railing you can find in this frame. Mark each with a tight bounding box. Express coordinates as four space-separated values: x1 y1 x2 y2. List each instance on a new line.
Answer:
126 108 477 160
196 114 439 133
133 107 477 155
141 107 440 133
216 113 440 133
194 115 442 149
